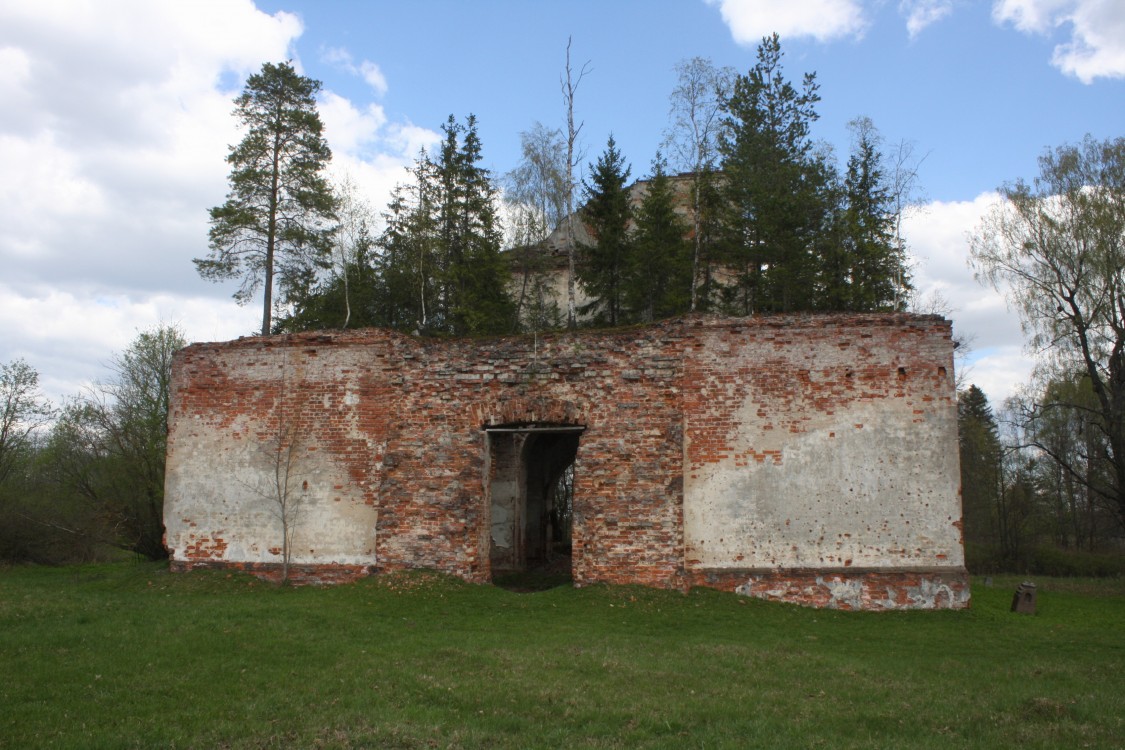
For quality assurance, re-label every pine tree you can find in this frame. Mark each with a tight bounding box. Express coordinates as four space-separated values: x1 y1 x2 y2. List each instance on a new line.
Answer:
577 136 633 327
627 158 691 322
718 34 833 314
196 62 336 336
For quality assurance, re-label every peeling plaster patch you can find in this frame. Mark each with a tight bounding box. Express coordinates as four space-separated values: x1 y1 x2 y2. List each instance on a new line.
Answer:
731 570 969 610
818 575 865 609
906 577 969 609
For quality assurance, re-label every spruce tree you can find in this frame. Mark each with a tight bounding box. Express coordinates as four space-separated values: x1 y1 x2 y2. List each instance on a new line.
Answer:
577 136 633 327
628 158 691 322
440 115 513 336
839 118 910 310
378 116 512 336
958 385 1002 549
379 155 441 333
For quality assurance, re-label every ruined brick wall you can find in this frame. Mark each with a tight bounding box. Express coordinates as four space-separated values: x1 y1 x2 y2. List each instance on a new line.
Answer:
680 316 967 608
164 314 968 608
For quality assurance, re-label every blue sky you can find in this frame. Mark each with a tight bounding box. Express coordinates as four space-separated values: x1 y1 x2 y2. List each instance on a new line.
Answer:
1 0 1123 408
254 0 1121 202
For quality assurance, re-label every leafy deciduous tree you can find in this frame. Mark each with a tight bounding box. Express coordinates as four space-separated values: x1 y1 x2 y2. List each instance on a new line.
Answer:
505 122 568 333
0 359 53 489
664 56 735 311
970 135 1125 527
1021 374 1116 550
278 175 381 332
56 325 186 560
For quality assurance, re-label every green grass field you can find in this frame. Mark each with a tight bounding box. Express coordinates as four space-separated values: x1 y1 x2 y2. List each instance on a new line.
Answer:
1 563 1122 749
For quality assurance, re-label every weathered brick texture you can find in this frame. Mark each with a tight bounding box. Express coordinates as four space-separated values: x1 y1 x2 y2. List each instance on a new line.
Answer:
164 314 968 609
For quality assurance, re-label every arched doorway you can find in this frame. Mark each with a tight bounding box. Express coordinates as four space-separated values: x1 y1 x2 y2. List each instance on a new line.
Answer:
485 423 582 587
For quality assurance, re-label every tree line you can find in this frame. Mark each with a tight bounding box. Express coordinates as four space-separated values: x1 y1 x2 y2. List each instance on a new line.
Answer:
1 327 183 563
962 135 1125 573
195 36 918 340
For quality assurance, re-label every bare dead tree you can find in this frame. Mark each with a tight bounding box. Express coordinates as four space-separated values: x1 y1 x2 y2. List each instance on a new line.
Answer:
562 36 591 329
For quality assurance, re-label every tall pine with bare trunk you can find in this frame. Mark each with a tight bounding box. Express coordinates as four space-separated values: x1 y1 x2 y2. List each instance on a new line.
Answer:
196 62 336 336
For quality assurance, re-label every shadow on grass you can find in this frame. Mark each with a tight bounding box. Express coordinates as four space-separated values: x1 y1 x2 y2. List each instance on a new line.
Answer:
492 555 574 593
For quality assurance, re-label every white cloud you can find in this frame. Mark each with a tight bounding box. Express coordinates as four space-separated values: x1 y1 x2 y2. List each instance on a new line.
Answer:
901 193 1034 404
0 0 434 405
706 0 869 44
0 282 258 404
359 61 389 96
319 92 441 230
993 0 1125 82
961 345 1032 408
319 91 390 156
900 0 956 38
320 45 389 95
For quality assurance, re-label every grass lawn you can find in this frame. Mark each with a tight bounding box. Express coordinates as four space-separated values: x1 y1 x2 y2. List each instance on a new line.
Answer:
1 563 1122 749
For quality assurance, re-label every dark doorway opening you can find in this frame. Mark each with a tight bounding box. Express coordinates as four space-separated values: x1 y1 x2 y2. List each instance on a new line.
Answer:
485 424 582 592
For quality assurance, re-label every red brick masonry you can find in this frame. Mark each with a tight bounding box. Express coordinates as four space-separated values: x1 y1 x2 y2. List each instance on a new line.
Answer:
164 314 968 609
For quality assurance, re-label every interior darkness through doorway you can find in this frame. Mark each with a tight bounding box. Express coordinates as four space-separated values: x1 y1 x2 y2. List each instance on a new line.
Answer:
487 424 581 592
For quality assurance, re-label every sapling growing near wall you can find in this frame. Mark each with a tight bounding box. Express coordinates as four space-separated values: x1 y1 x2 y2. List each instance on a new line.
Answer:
248 413 309 583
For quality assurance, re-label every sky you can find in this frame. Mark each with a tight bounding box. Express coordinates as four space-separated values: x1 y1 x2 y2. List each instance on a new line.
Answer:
2 0 1123 410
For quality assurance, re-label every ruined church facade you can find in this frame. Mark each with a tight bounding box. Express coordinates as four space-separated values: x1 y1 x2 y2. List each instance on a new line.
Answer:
163 314 969 610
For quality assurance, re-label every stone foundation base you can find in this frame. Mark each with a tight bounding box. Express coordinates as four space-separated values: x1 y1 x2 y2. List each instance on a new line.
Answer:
686 567 970 610
169 559 970 610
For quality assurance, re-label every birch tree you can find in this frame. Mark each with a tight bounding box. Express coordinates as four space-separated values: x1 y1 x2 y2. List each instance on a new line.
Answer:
664 57 734 311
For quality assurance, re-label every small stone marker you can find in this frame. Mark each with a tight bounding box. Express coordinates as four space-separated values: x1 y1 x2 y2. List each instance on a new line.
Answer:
1011 581 1037 614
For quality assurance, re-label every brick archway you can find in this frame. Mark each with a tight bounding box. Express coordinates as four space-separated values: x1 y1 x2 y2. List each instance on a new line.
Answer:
475 394 585 429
